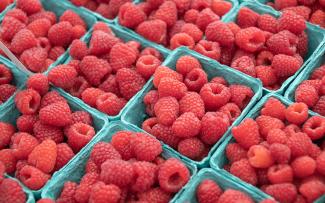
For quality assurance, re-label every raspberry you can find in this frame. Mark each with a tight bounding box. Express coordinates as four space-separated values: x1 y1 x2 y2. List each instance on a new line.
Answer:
140 47 162 60
158 158 190 193
74 172 98 202
230 159 258 185
172 112 201 138
261 98 286 120
48 65 78 90
236 27 266 53
177 137 205 160
170 33 195 50
151 123 181 148
154 66 183 88
85 160 99 174
0 84 16 103
158 77 187 100
287 132 312 157
200 83 231 110
136 20 167 44
274 0 298 10
267 31 298 56
256 51 274 66
196 179 222 203
176 55 202 76
26 74 49 96
302 116 325 140
0 17 25 41
153 1 177 27
48 22 73 47
11 132 39 160
285 102 308 125
154 96 179 126
67 75 90 97
0 64 12 85
0 178 26 203
256 115 285 139
256 66 277 86
28 139 57 174
179 92 205 119
138 187 172 203
5 8 28 24
98 75 119 96
237 7 259 28
116 68 146 100
278 11 306 35
19 165 50 190
71 111 92 126
60 10 86 28
27 18 51 38
131 161 157 192
143 90 159 117
194 40 221 60
211 0 232 16
111 131 134 160
72 25 87 40
310 10 325 28
299 179 325 202
272 54 302 78
257 14 278 33
218 189 254 203
15 89 41 115
267 164 293 184
33 121 64 143
28 11 57 25
283 6 311 20
196 8 220 32
316 152 325 175
248 145 274 168
270 143 291 164
311 65 325 79
100 159 134 187
296 32 308 57
313 96 325 116
16 0 41 14
66 123 95 152
90 142 121 168
55 143 74 171
180 23 203 43
295 84 319 107
89 31 119 56
291 156 316 178
39 101 72 127
205 21 235 47
118 3 146 29
229 85 254 109
142 117 158 134
69 40 88 60
231 56 256 78
184 9 199 23
92 22 112 35
309 143 322 159
0 149 16 173
132 132 162 161
232 118 261 149
136 55 161 80
11 29 38 55
89 182 121 203
81 88 105 107
200 112 229 145
266 129 287 144
265 183 297 203
20 47 48 73
0 122 15 149
226 143 247 163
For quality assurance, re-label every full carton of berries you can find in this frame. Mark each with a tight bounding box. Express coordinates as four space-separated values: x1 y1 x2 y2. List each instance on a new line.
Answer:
211 94 325 203
0 0 96 73
0 74 107 194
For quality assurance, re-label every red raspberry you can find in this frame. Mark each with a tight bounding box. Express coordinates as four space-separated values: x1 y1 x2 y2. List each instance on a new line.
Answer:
55 143 74 171
248 145 274 168
283 6 311 20
153 1 177 28
226 143 247 163
19 165 50 190
153 66 183 88
218 189 254 203
0 64 12 85
136 20 167 44
66 123 95 152
90 142 121 168
48 65 78 90
272 54 302 78
28 11 56 25
142 117 158 134
118 3 146 29
236 27 266 52
0 122 15 149
195 40 222 60
16 0 41 15
177 137 205 160
267 164 293 184
89 182 121 203
229 85 254 109
69 39 88 60
74 172 98 202
172 112 201 138
81 88 105 107
132 132 162 161
0 178 26 203
316 152 325 175
200 83 231 110
313 96 325 116
0 149 16 173
11 29 38 55
15 89 41 115
274 0 298 10
237 7 259 28
151 123 181 148
296 32 308 57
33 121 63 143
301 79 322 93
230 159 258 185
256 51 274 66
0 17 25 41
93 22 112 34
206 21 234 47
89 30 119 56
196 8 220 32
158 77 187 100
295 84 319 108
28 139 57 174
116 68 146 100
138 187 172 203
176 55 202 76
211 0 232 16
143 90 159 117
0 84 16 103
136 55 161 80
40 91 65 108
256 66 277 86
232 118 261 149
69 76 90 98
299 179 325 202
267 129 287 144
310 10 325 28
231 56 256 78
200 112 229 145
261 98 286 120
48 22 73 47
265 183 297 203
27 18 51 38
11 132 39 160
309 143 322 159
179 92 205 119
256 115 285 139
196 179 222 203
302 116 325 140
70 111 92 126
5 8 28 24
39 101 72 127
158 158 190 192
20 47 48 73
180 23 203 43
100 159 134 187
111 131 134 160
154 96 179 126
184 9 199 23
257 14 278 33
278 11 306 35
287 132 312 157
291 155 316 178
311 65 325 79
140 47 162 60
270 143 291 164
285 102 308 125
26 74 49 96
85 160 99 174
131 161 158 192
267 31 298 56
98 75 119 96
60 10 86 28
170 33 195 50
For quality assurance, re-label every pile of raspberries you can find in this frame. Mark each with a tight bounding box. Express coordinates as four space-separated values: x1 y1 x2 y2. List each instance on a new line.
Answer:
141 55 255 161
0 0 89 73
265 0 325 28
295 62 325 116
38 131 191 203
48 22 163 117
0 73 98 190
0 63 16 105
117 1 310 91
223 97 325 203
0 173 27 203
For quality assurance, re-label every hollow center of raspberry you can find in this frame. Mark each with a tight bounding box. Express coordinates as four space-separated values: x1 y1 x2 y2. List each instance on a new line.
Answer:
211 87 223 95
249 34 265 46
310 122 321 130
168 172 183 187
203 44 213 52
242 96 250 108
142 58 155 66
293 105 304 114
187 73 199 82
76 126 91 136
29 97 39 112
